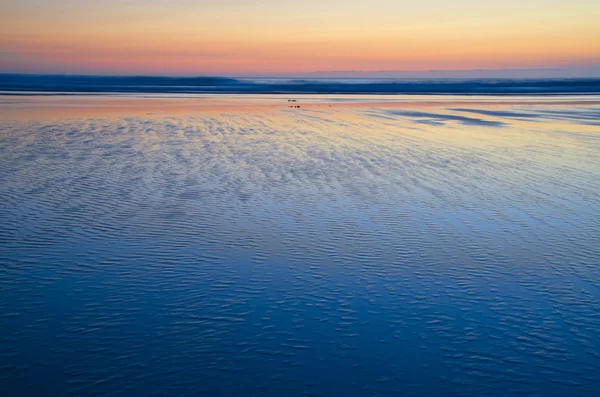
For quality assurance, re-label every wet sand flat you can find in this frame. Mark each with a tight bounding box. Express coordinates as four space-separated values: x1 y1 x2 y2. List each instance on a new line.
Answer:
1 94 599 396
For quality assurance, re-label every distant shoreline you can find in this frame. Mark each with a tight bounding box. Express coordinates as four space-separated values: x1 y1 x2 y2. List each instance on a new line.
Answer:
3 92 600 97
2 74 600 96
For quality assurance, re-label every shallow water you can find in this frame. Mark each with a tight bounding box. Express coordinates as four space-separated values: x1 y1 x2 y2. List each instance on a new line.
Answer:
1 95 599 396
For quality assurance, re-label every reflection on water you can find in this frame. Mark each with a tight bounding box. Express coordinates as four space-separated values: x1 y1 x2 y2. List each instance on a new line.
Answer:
1 95 599 396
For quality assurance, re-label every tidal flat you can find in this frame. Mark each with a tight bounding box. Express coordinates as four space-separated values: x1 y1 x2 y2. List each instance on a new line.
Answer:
1 94 599 396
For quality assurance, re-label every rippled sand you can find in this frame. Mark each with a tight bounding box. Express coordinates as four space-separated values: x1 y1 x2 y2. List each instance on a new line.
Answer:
1 95 599 396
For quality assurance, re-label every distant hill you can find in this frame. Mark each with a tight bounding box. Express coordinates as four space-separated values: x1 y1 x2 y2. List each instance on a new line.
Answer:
2 74 600 95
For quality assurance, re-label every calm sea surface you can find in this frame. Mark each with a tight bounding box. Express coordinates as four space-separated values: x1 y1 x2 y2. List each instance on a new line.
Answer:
1 95 599 396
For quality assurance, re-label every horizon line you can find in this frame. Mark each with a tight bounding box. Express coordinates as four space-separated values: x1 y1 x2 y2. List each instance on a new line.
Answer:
2 66 600 79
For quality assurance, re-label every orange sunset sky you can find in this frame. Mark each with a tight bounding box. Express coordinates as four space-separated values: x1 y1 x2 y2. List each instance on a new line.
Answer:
1 0 599 76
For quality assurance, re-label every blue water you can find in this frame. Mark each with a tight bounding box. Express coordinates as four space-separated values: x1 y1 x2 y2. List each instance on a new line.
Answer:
1 95 599 396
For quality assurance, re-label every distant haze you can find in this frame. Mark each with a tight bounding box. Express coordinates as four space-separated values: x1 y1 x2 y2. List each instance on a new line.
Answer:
298 68 600 79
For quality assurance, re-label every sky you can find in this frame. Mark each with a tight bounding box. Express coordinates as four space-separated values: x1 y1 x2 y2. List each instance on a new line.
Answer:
1 0 599 77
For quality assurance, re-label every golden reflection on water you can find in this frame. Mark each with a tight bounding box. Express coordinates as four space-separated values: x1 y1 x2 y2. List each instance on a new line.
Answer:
1 94 598 178
1 94 600 121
